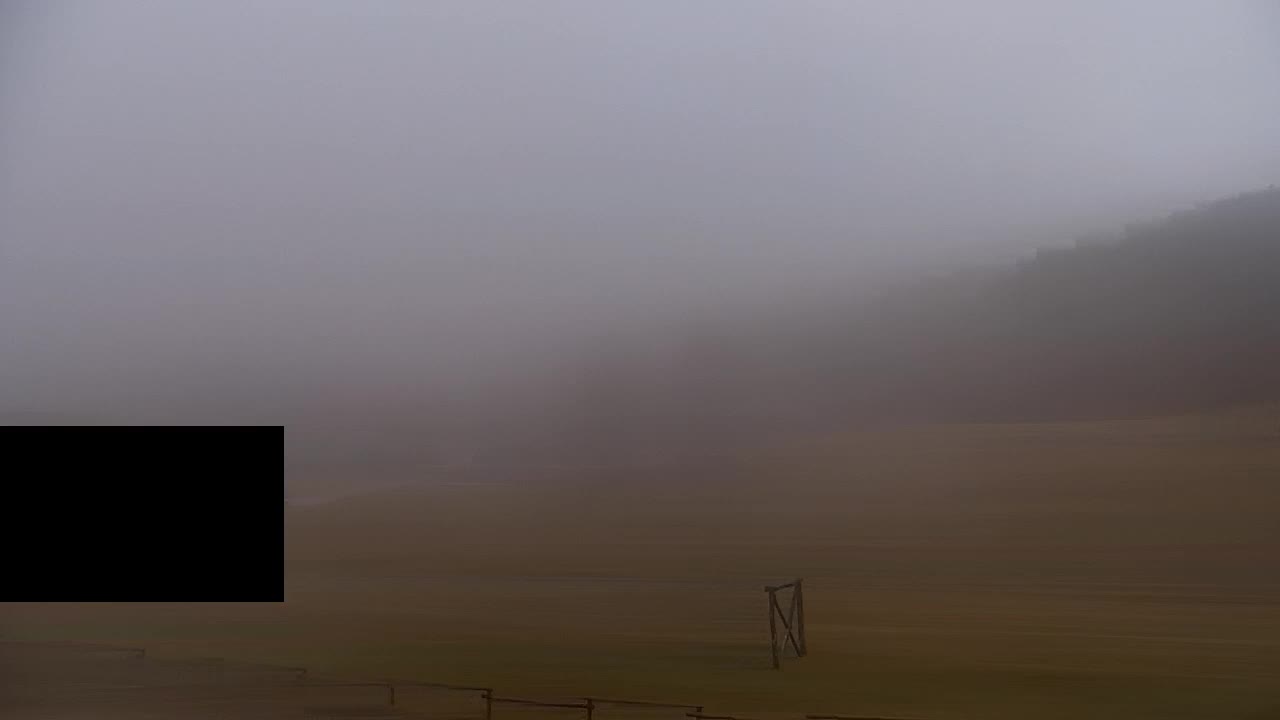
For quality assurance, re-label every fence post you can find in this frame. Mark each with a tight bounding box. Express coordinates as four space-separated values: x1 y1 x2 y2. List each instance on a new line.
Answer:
766 587 780 669
795 578 807 657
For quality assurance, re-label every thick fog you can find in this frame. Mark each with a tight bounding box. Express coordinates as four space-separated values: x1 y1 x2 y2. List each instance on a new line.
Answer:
2 1 1278 441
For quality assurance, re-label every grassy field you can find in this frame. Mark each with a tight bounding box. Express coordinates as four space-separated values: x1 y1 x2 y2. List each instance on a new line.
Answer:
5 406 1279 719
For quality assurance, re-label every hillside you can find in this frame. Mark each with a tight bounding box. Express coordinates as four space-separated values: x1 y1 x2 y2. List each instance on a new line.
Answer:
533 187 1280 453
892 186 1280 421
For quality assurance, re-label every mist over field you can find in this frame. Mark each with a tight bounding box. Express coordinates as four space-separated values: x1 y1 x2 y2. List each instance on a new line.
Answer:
3 1 1279 460
2 3 1279 719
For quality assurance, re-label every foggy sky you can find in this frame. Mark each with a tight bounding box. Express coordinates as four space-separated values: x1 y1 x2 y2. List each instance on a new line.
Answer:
2 1 1278 426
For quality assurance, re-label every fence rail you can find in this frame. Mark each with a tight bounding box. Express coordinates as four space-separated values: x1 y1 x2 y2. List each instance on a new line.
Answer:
1 639 926 720
807 715 927 720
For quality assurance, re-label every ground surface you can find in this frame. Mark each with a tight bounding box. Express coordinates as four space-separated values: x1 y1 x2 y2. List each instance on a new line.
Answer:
5 406 1279 719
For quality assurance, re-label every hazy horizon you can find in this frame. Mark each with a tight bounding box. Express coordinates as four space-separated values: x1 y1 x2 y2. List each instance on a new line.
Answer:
3 1 1279 432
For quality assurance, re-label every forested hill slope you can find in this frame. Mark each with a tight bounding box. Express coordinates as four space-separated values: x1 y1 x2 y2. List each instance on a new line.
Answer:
836 186 1280 422
546 187 1280 451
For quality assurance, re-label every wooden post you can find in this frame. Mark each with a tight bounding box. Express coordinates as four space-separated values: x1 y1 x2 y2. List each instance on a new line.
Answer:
483 688 494 720
795 578 807 657
767 587 780 669
586 697 595 720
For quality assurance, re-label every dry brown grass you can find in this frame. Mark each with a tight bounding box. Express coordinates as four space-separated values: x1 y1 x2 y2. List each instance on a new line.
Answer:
5 406 1279 719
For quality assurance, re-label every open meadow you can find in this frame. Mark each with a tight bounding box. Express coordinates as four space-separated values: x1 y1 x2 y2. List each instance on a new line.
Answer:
5 407 1279 719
